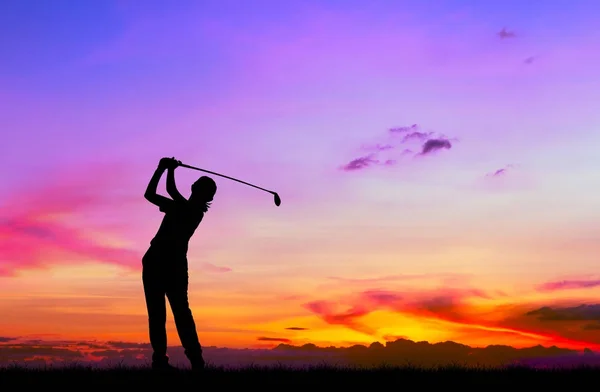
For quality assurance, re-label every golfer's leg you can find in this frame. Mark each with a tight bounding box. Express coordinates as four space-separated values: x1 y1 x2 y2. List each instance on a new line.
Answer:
166 269 203 367
142 266 169 366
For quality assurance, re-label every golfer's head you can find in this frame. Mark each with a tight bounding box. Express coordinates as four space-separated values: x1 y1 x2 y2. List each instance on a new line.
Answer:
191 176 217 202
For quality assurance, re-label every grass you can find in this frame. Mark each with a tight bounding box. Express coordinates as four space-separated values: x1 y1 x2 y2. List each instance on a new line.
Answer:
1 363 599 389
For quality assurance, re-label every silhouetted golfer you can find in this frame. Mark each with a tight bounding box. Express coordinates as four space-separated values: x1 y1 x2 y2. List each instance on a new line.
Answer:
142 157 217 371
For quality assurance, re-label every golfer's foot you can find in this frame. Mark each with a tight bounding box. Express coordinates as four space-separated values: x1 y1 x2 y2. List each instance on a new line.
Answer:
191 358 205 373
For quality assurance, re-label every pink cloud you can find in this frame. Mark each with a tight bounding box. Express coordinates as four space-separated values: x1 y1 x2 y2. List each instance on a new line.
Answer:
536 280 600 292
303 300 374 335
0 162 141 276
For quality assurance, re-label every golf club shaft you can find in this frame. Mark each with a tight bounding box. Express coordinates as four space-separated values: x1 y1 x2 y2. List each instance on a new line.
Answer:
179 163 274 195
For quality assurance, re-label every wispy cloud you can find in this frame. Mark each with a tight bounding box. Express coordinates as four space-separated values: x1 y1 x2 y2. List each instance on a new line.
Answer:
485 164 517 178
340 124 457 171
257 337 291 343
497 28 516 39
402 131 434 143
285 327 308 331
360 143 395 152
526 305 600 321
304 300 374 335
303 287 491 336
389 124 420 134
536 280 600 292
476 163 534 192
106 341 151 349
0 162 140 276
339 154 380 171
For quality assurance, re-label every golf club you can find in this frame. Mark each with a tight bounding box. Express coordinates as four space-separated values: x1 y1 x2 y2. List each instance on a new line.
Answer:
178 162 281 207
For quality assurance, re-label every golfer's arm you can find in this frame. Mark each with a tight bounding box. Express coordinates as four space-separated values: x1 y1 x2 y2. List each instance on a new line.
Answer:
166 168 187 202
144 167 168 204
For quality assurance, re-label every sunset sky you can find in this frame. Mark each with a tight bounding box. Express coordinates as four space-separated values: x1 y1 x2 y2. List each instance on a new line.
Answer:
2 0 600 357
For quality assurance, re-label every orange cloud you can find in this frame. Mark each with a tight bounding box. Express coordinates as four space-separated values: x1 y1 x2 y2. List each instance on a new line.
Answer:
304 287 491 334
303 300 374 335
302 286 600 350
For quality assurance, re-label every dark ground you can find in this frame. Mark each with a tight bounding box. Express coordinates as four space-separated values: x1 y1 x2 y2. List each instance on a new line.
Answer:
1 364 598 389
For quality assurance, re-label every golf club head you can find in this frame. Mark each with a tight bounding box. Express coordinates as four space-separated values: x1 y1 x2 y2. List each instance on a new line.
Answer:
273 192 281 207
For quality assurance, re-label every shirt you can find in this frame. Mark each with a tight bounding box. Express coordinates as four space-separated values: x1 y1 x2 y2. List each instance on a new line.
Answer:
149 198 204 258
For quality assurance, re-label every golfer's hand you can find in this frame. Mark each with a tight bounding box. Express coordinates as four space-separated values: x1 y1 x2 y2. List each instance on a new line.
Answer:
159 157 181 170
158 157 171 170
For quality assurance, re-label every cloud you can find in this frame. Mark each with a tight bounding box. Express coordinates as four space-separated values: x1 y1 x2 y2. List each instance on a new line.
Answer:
0 218 140 275
526 305 600 321
360 288 492 323
486 164 516 178
76 342 107 349
303 287 492 336
360 143 394 152
106 341 151 349
497 28 516 39
300 287 600 350
340 124 456 171
402 131 434 143
536 280 600 292
476 164 534 192
257 337 291 343
488 168 507 177
303 300 374 335
0 162 141 276
339 154 380 171
524 56 536 65
420 138 452 155
285 327 308 331
0 344 84 362
0 337 17 343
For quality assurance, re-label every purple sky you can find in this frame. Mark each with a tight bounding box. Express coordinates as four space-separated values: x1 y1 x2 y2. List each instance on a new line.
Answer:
2 0 600 350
